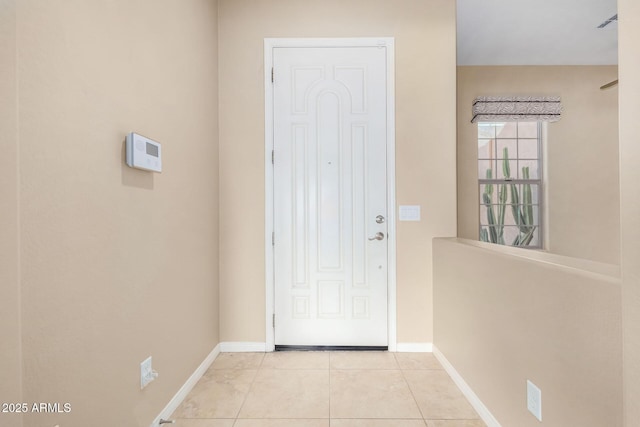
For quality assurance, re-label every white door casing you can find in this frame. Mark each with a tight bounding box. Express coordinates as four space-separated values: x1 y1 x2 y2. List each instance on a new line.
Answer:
264 38 396 350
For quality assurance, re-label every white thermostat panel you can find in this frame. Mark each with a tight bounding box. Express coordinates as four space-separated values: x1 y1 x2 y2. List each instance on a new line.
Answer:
126 132 162 172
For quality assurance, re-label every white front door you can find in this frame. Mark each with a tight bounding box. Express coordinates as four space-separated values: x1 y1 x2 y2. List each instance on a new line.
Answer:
272 45 390 347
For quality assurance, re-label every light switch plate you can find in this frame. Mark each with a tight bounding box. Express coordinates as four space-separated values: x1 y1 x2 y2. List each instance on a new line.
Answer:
527 380 542 421
141 356 153 389
399 205 421 221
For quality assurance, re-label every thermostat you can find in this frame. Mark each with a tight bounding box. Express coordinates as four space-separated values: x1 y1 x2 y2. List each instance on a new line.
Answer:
126 132 162 172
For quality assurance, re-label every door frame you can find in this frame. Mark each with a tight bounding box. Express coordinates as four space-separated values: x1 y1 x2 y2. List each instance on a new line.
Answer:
264 37 397 352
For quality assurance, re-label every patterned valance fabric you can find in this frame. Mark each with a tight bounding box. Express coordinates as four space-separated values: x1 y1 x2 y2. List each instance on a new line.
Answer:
471 96 562 123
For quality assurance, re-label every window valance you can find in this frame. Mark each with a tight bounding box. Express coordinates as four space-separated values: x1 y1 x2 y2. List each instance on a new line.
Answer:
471 96 562 123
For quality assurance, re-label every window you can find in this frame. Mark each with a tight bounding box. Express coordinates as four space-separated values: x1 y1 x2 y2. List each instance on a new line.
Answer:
478 121 542 248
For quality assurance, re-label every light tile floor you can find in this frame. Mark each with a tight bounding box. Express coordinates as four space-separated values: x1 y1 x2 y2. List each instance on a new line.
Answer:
171 352 486 427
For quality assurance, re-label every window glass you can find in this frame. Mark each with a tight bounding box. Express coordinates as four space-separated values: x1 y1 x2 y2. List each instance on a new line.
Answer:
478 121 542 248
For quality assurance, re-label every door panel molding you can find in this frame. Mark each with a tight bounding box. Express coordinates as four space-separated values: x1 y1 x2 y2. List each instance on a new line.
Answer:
264 37 396 351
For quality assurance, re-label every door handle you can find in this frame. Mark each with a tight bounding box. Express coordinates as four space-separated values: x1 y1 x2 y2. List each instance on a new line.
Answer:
368 232 385 241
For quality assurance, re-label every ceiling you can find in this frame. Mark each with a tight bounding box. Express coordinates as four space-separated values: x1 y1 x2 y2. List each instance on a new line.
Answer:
457 0 618 65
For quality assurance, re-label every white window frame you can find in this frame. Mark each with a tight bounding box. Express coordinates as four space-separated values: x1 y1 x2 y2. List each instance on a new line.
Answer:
477 121 544 249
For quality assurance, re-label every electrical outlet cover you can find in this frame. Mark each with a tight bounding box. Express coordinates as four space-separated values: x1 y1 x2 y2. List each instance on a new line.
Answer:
527 380 542 421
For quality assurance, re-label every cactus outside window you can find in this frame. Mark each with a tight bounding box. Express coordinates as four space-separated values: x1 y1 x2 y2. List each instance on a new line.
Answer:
478 121 542 248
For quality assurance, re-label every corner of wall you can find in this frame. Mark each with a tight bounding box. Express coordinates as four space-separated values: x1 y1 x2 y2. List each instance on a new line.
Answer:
619 0 640 425
0 2 23 426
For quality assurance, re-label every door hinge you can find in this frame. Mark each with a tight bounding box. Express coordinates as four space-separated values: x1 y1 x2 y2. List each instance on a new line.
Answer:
272 231 275 246
272 313 275 328
271 67 274 83
271 150 274 165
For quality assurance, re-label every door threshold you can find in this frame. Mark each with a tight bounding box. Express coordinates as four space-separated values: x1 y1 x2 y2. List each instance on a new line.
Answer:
275 345 388 352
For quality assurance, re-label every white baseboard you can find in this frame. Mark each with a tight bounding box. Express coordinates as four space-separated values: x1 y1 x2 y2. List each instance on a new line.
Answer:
219 342 267 352
150 343 221 427
433 346 502 427
395 342 433 352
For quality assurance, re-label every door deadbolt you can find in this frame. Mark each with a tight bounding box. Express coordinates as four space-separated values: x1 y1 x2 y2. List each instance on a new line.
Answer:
375 215 385 224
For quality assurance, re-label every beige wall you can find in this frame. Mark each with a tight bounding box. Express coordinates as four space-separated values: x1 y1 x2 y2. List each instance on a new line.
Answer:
433 238 622 427
457 66 620 264
0 1 23 427
218 0 457 344
619 1 640 425
11 1 220 426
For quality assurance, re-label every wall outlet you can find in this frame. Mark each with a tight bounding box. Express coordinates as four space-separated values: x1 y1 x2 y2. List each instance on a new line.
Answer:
140 356 157 389
527 380 542 421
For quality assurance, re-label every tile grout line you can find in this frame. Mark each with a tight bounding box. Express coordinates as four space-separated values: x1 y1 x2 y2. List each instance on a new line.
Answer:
329 351 332 424
394 353 429 426
230 353 266 424
398 354 487 426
